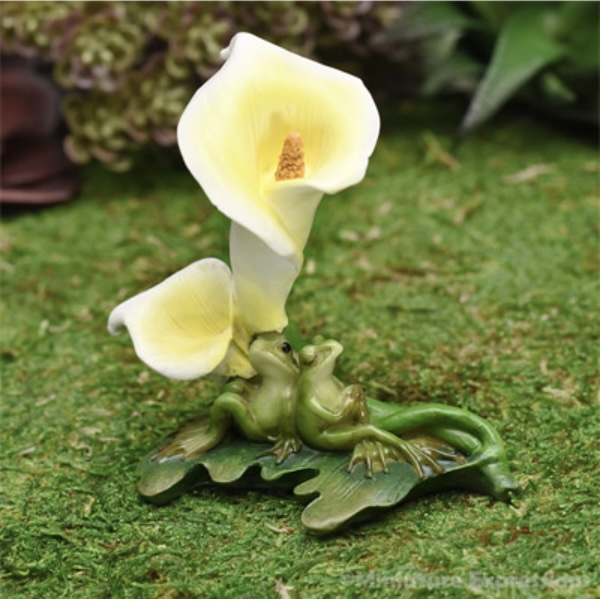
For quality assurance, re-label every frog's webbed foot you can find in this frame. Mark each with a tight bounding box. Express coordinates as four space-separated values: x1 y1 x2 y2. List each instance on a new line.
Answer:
157 419 223 461
341 384 369 423
348 434 465 480
257 435 303 464
348 439 403 478
420 446 466 468
390 439 465 479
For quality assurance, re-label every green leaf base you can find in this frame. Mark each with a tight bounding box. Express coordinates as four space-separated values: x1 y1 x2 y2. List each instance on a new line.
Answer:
138 413 519 534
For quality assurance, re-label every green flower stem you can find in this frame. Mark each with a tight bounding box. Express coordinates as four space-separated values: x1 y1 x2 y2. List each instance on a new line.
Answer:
368 398 520 500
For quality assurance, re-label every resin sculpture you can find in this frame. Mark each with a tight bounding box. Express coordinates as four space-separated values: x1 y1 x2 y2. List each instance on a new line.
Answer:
109 33 519 533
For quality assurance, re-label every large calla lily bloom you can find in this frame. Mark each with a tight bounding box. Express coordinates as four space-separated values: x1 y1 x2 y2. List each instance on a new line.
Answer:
178 32 380 258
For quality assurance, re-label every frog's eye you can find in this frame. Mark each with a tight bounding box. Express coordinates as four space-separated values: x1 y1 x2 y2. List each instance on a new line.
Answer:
281 341 292 354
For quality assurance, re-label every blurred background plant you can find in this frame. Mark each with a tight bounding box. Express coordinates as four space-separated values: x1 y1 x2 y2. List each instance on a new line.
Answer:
0 0 407 179
0 0 597 189
385 1 599 136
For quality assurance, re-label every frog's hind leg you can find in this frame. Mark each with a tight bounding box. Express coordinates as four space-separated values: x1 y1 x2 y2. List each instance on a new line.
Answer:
157 391 256 461
366 401 519 500
320 424 453 479
157 417 222 461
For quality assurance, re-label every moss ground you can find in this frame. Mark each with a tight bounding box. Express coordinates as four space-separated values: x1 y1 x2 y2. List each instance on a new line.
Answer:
1 101 598 598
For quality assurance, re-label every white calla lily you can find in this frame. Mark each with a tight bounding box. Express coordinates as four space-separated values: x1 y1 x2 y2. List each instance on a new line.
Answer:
108 259 255 380
108 237 296 380
110 34 381 381
178 32 380 258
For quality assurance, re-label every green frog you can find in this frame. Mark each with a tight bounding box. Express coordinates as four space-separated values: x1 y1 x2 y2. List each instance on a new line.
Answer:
295 339 462 478
158 332 302 462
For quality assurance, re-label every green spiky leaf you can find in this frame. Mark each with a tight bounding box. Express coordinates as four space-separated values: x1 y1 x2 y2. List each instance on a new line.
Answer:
383 1 480 42
460 5 565 135
422 50 483 96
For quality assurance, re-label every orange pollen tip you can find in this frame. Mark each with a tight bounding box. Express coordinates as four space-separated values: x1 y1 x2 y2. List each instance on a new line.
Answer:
274 132 305 181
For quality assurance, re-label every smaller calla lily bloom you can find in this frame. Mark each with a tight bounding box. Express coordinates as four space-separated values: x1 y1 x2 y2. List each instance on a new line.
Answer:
178 32 380 259
108 259 259 380
108 230 300 380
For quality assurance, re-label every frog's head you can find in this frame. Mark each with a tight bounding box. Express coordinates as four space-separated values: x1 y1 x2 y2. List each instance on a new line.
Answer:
299 340 343 375
249 332 299 380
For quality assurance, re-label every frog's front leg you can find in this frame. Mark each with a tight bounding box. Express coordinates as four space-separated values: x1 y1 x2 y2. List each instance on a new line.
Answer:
222 377 253 397
259 432 303 464
210 390 269 443
341 384 369 424
258 404 303 463
257 390 303 464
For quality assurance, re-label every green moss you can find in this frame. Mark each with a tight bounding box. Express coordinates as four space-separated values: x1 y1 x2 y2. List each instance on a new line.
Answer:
1 101 598 597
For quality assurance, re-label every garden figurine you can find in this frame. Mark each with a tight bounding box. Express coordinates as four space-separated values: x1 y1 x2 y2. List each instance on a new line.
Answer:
110 33 519 533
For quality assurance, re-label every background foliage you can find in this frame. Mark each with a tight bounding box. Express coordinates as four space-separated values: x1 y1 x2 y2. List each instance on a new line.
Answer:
1 0 406 171
391 1 599 135
3 1 597 176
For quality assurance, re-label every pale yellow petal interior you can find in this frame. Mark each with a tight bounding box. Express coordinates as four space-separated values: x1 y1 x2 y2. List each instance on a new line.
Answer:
178 34 379 256
109 259 236 380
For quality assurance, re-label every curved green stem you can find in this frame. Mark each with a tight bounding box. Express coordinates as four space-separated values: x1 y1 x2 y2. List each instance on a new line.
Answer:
367 398 519 500
368 399 503 455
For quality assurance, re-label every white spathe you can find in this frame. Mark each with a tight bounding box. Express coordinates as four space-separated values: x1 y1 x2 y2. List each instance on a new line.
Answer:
229 223 300 334
178 32 380 258
108 259 255 380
